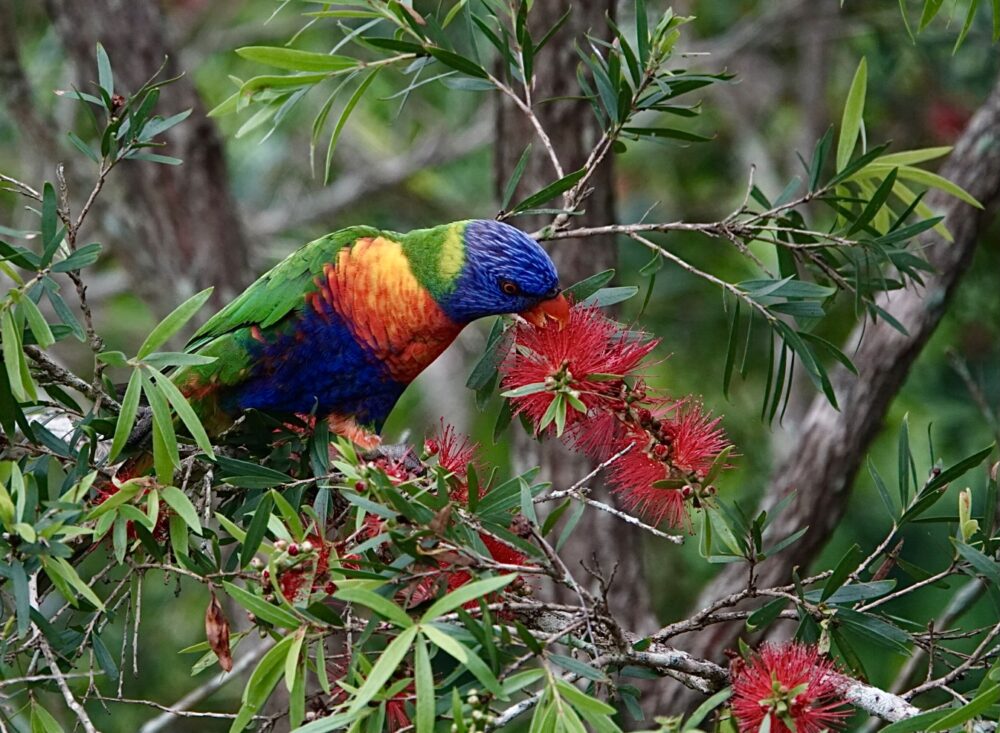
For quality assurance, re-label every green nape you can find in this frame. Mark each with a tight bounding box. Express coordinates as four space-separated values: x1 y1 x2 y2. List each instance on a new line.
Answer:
401 220 469 301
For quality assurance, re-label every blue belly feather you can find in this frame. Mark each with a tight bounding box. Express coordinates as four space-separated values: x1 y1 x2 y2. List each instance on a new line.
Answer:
224 302 405 430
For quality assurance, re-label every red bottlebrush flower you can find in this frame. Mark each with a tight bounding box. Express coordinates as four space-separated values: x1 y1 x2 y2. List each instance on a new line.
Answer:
500 305 658 434
659 400 729 479
427 420 482 503
566 409 622 460
604 402 729 528
430 420 478 475
479 532 528 568
607 433 689 528
386 693 412 732
372 454 414 484
730 642 850 733
361 513 386 540
276 534 333 603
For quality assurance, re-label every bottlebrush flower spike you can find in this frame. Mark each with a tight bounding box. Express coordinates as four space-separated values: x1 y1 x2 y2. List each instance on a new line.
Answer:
730 642 850 733
605 401 730 528
659 400 729 478
275 533 334 602
428 420 477 474
500 305 658 435
426 420 482 502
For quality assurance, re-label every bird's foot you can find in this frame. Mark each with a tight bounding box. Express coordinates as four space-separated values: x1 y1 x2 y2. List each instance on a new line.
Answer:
361 442 426 478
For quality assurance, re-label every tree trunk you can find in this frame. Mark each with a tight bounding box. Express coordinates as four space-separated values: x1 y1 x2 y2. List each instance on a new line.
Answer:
662 69 1000 712
45 0 250 314
494 0 662 643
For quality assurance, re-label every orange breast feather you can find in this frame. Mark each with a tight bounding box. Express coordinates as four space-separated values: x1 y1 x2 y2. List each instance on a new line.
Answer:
316 237 462 383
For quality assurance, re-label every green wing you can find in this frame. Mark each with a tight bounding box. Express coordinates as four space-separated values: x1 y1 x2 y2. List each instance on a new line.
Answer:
187 225 378 349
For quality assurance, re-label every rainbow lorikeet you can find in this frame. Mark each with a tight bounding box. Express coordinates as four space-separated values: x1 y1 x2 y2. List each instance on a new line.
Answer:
170 219 569 447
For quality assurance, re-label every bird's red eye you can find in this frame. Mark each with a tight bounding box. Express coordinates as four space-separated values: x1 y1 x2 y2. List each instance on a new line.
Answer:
499 279 520 296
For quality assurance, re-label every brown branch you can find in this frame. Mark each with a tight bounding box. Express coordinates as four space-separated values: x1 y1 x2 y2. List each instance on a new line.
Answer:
23 344 120 411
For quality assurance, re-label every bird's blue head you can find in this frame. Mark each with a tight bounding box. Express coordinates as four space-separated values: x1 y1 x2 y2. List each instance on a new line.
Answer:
428 219 568 325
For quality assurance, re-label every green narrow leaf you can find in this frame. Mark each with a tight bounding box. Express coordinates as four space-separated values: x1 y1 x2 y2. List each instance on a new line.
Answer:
427 46 489 79
168 513 189 557
919 0 946 31
885 164 982 208
315 640 332 695
285 628 305 693
236 46 360 73
142 372 179 482
19 296 54 348
420 575 516 623
563 269 615 302
41 182 57 256
723 301 740 399
334 587 414 629
953 0 980 52
1 311 26 402
846 167 898 235
955 541 1000 586
580 286 638 308
241 493 274 568
898 414 911 505
684 688 732 731
927 683 1000 731
108 370 142 461
414 635 434 733
348 626 419 713
51 242 102 273
880 710 950 733
923 443 994 493
49 556 105 610
324 68 383 185
808 127 834 190
636 0 649 65
96 42 114 95
240 73 336 94
821 544 862 601
149 366 215 459
91 633 119 683
160 485 203 535
868 457 896 518
836 57 868 172
422 624 503 696
510 168 586 213
230 634 297 733
223 581 301 630
745 598 787 632
501 143 533 212
138 288 213 358
11 559 30 638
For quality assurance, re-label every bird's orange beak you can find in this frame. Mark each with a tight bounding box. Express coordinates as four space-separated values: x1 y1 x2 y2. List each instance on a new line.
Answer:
519 292 570 329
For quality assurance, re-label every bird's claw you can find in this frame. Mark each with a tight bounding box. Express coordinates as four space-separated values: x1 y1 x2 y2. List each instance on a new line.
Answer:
361 442 426 477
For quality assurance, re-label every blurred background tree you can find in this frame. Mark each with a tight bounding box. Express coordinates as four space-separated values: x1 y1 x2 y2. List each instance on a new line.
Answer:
1 0 999 730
